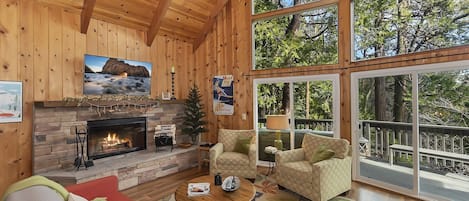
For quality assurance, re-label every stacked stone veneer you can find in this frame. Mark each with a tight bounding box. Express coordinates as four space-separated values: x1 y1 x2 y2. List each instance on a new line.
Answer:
33 101 197 189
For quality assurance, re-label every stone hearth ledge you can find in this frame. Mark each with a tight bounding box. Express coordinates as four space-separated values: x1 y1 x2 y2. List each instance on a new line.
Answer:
41 147 197 190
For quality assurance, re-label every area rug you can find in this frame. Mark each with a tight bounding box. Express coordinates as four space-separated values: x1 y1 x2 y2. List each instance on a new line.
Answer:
159 174 354 201
252 174 353 201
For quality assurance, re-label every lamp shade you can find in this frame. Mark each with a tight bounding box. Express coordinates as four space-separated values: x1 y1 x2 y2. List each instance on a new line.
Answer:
266 115 289 130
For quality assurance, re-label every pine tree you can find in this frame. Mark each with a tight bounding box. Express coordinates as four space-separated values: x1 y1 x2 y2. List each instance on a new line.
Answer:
182 85 207 144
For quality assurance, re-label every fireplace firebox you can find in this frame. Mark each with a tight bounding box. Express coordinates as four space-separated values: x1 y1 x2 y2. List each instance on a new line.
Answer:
87 117 147 160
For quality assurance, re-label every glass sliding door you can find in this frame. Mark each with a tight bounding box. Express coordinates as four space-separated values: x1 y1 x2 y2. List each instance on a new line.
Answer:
355 74 415 191
254 75 340 163
418 69 469 201
352 60 469 200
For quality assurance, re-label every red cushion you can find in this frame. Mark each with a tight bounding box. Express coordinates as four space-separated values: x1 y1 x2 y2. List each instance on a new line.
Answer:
66 176 132 201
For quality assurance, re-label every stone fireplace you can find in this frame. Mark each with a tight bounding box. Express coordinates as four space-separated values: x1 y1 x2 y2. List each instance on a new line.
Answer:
32 100 198 189
87 117 147 160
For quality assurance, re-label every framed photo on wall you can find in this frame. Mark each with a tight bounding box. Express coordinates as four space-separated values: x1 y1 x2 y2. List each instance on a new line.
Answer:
0 81 22 123
213 75 234 115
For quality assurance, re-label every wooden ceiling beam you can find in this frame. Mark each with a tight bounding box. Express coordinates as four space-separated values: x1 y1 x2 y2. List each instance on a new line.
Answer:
193 0 228 51
80 0 96 33
146 0 172 46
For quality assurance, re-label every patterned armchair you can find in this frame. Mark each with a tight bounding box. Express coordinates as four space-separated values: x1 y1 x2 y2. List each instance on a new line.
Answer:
275 133 351 201
209 129 257 179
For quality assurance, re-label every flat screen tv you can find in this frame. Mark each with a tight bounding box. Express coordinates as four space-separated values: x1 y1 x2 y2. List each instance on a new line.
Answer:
83 54 152 95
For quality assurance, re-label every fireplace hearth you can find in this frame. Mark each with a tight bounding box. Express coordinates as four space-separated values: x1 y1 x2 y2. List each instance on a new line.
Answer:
87 117 147 160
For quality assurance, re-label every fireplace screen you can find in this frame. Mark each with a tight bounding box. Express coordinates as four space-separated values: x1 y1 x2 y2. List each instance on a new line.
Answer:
87 117 147 159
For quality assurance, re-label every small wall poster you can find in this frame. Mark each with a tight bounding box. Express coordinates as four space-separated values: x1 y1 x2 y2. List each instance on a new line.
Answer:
0 81 22 123
213 75 234 115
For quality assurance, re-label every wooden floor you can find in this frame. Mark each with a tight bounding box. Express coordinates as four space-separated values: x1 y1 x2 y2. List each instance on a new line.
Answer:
122 166 421 201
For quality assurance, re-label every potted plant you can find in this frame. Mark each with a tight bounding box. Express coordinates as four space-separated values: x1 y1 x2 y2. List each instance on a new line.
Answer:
182 85 207 145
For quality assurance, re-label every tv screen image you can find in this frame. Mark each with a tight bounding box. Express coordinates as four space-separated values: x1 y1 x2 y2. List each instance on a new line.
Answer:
84 54 152 95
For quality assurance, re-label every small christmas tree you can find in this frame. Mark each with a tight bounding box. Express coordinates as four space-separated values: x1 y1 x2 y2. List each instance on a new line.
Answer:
182 85 207 144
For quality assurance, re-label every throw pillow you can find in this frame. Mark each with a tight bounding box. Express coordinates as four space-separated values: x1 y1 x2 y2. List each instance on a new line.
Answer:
233 136 252 155
310 145 335 164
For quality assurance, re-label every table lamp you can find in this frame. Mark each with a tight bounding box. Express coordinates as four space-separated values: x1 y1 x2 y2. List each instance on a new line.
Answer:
266 115 289 151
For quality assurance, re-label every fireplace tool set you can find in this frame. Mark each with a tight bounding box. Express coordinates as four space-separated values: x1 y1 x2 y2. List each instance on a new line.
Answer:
74 126 94 170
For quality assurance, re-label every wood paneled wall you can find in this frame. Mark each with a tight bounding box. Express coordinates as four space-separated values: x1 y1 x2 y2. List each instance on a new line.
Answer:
193 0 253 143
0 0 194 194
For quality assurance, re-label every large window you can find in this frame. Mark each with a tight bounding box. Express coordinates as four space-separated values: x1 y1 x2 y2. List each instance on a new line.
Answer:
353 0 469 60
253 2 338 69
352 61 469 201
254 75 340 163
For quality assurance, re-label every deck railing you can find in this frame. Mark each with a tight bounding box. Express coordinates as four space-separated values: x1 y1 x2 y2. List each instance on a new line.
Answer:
360 120 469 174
257 118 469 174
257 118 333 131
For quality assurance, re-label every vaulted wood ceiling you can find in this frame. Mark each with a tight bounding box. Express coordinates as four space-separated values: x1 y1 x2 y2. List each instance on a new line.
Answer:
36 0 228 49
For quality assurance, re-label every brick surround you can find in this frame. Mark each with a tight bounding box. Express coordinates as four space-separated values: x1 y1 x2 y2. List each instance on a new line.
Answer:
32 100 197 189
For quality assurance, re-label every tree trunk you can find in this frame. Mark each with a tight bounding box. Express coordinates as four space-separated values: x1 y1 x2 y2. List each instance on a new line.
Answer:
374 77 387 121
393 75 406 122
281 83 290 114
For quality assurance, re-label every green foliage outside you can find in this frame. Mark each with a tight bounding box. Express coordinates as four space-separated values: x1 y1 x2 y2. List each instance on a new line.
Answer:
182 85 207 144
254 0 468 128
354 0 468 60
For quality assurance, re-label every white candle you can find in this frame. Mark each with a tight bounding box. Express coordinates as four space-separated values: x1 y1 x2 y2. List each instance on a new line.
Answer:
171 66 175 73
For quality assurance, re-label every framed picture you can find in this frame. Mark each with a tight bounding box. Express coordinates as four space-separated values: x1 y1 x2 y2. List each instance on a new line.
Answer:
83 54 152 95
213 75 234 115
0 81 22 123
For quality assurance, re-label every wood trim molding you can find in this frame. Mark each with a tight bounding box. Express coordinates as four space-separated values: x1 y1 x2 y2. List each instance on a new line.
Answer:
193 0 229 51
80 0 96 34
252 0 338 21
146 0 171 46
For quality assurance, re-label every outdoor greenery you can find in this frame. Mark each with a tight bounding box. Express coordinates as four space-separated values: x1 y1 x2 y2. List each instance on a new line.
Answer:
254 1 338 69
354 0 468 60
254 0 468 128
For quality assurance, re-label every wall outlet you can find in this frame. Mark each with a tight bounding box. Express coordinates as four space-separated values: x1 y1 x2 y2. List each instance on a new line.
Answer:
241 113 247 120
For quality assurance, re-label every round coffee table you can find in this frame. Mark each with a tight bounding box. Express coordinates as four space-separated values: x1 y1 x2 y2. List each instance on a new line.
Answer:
175 175 256 201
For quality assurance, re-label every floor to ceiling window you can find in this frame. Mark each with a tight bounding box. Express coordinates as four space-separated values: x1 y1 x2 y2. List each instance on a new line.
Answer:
351 60 469 201
254 74 340 163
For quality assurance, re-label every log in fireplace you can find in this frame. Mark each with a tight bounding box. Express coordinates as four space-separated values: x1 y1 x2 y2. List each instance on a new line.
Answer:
87 117 147 160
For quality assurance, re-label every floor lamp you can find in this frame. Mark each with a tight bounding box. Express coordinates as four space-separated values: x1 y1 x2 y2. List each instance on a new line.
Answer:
266 115 289 151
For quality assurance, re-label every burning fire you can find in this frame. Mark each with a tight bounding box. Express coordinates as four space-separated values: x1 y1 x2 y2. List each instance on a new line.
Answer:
120 72 128 77
103 132 131 148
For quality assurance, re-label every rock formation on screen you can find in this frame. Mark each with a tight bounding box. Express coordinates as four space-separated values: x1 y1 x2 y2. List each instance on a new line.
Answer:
101 58 150 77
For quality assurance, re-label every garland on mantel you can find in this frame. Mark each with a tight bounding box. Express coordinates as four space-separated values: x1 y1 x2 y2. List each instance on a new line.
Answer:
63 95 160 116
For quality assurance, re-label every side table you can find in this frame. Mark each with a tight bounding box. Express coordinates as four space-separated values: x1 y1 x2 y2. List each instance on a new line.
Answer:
198 146 210 171
264 146 278 176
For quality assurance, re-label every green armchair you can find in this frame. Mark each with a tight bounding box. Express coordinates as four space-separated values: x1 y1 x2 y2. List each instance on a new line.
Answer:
209 129 257 179
275 133 351 201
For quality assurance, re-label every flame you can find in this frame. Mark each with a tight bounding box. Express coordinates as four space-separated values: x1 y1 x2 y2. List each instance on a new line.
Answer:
120 72 128 77
103 132 123 147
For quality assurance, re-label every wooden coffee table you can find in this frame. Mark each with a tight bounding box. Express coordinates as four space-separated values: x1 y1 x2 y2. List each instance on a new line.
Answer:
175 175 256 201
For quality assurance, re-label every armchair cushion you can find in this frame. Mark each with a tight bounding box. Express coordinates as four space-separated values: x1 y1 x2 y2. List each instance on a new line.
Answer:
216 152 250 168
218 129 255 152
233 136 252 155
303 133 349 160
310 146 335 164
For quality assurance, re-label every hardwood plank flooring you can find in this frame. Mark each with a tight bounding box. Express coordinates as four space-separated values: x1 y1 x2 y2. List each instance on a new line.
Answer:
122 166 421 201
